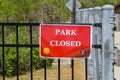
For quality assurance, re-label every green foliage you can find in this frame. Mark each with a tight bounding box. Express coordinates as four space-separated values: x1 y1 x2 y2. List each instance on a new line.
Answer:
35 0 70 22
14 0 35 22
0 0 70 22
79 0 119 8
1 0 120 22
0 0 17 22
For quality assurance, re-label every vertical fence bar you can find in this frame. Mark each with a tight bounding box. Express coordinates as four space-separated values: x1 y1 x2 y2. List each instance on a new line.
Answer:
44 59 47 80
93 8 98 80
94 7 102 80
2 25 5 80
58 59 60 80
71 0 76 79
30 25 33 80
83 9 89 23
85 58 88 80
82 9 86 23
76 10 80 23
93 35 99 80
16 25 19 80
87 8 94 80
79 9 83 23
71 59 74 80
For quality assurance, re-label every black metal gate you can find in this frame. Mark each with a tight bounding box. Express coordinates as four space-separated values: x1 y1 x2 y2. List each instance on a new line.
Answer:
0 23 78 80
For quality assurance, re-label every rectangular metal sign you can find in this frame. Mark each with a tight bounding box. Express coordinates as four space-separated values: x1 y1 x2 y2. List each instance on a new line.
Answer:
40 24 92 58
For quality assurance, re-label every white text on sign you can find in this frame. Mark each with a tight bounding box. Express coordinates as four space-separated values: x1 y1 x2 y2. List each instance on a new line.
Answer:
50 29 81 47
55 29 77 35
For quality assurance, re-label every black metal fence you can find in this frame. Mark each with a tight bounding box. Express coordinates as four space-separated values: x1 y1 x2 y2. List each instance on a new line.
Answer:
0 23 81 80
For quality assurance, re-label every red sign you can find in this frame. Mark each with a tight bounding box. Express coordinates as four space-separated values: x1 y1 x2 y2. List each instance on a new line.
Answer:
40 24 92 58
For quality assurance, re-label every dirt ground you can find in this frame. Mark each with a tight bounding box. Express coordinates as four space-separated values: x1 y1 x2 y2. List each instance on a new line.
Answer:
38 59 85 80
0 59 85 80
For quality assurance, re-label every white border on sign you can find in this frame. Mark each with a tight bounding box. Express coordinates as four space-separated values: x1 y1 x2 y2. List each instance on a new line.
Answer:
39 23 92 59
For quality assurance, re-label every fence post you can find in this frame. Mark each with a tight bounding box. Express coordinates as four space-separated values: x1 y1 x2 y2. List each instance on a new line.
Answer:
94 6 102 80
102 5 115 80
88 8 94 23
79 9 83 23
76 10 80 23
87 8 94 80
83 9 89 23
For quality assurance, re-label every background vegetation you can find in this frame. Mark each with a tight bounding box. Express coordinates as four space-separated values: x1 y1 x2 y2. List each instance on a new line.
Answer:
0 0 119 23
0 0 70 22
80 0 118 8
0 0 120 77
